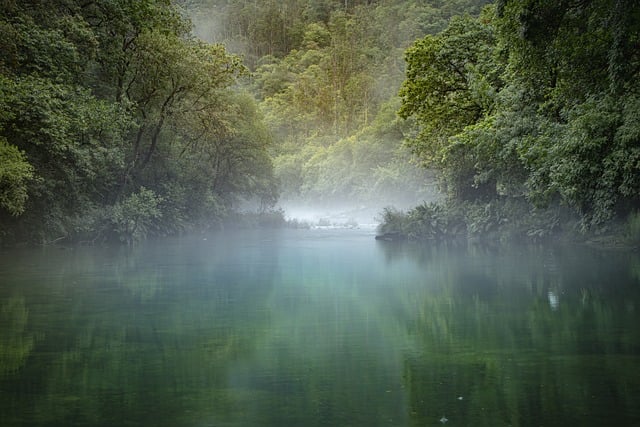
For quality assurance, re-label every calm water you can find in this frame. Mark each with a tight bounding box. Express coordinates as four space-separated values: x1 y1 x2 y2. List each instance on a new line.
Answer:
1 228 639 426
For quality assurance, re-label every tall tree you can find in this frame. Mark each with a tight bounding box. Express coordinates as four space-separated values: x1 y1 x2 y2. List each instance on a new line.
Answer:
399 7 504 200
495 0 640 226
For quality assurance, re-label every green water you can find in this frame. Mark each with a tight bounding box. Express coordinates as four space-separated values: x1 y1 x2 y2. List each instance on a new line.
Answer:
1 228 639 426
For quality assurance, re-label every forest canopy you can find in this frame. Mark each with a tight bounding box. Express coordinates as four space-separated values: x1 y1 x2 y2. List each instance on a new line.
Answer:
0 0 278 244
1 0 637 244
386 0 640 241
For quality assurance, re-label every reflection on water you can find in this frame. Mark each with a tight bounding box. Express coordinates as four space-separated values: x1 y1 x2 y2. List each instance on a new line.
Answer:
0 229 639 426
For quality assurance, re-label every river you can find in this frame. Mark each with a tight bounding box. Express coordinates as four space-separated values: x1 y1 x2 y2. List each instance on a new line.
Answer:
1 228 639 426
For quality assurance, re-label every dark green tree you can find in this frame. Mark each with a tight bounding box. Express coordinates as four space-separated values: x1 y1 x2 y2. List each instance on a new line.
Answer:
399 7 505 201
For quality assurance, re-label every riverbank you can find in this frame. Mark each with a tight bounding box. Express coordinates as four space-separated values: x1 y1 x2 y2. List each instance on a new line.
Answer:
376 200 640 251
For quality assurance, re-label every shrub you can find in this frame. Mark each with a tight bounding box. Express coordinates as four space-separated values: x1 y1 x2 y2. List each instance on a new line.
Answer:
406 202 465 240
377 202 465 240
377 198 566 243
376 206 409 236
107 187 163 244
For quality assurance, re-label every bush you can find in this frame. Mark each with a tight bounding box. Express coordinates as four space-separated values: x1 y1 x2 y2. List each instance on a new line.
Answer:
464 201 504 236
376 206 409 236
377 202 465 240
106 187 163 244
377 198 567 243
406 202 465 240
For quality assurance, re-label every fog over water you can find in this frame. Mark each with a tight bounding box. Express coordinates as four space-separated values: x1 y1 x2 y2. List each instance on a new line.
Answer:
2 229 639 426
279 202 386 229
276 180 442 229
4 2 638 425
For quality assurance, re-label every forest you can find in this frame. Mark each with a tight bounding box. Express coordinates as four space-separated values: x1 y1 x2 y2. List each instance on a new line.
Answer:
1 0 639 245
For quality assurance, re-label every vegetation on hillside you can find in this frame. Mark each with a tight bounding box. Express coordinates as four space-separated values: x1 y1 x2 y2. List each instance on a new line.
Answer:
0 0 277 244
383 1 640 243
184 0 490 210
2 0 637 245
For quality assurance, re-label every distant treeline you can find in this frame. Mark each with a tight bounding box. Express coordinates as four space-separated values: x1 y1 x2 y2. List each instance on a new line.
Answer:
183 0 490 209
187 0 640 243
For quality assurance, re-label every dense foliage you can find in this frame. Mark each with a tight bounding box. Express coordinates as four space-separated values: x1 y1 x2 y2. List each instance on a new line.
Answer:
3 0 636 244
0 0 278 244
184 0 490 211
391 0 640 242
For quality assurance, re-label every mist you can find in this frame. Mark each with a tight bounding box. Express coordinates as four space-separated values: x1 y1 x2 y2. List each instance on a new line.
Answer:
276 178 441 229
2 1 638 426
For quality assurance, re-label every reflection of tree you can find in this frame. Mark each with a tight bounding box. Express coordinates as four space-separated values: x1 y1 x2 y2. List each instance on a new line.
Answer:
35 311 258 426
57 290 266 424
0 234 278 426
2 234 639 426
0 297 35 375
224 272 412 427
396 244 640 426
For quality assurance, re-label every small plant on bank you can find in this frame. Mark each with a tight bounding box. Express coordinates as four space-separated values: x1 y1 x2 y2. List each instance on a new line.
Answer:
406 202 465 240
377 202 466 240
377 198 570 243
376 206 410 237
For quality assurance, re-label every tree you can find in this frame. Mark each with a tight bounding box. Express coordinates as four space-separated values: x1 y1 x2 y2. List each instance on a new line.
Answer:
496 0 640 107
494 0 640 228
0 75 132 241
175 91 279 213
0 138 34 217
121 31 244 187
398 7 504 200
0 0 278 244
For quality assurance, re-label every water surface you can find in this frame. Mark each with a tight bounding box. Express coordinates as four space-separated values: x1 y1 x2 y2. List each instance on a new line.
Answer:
1 228 639 426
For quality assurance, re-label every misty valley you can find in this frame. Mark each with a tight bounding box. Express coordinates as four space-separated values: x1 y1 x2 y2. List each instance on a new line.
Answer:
2 0 640 426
